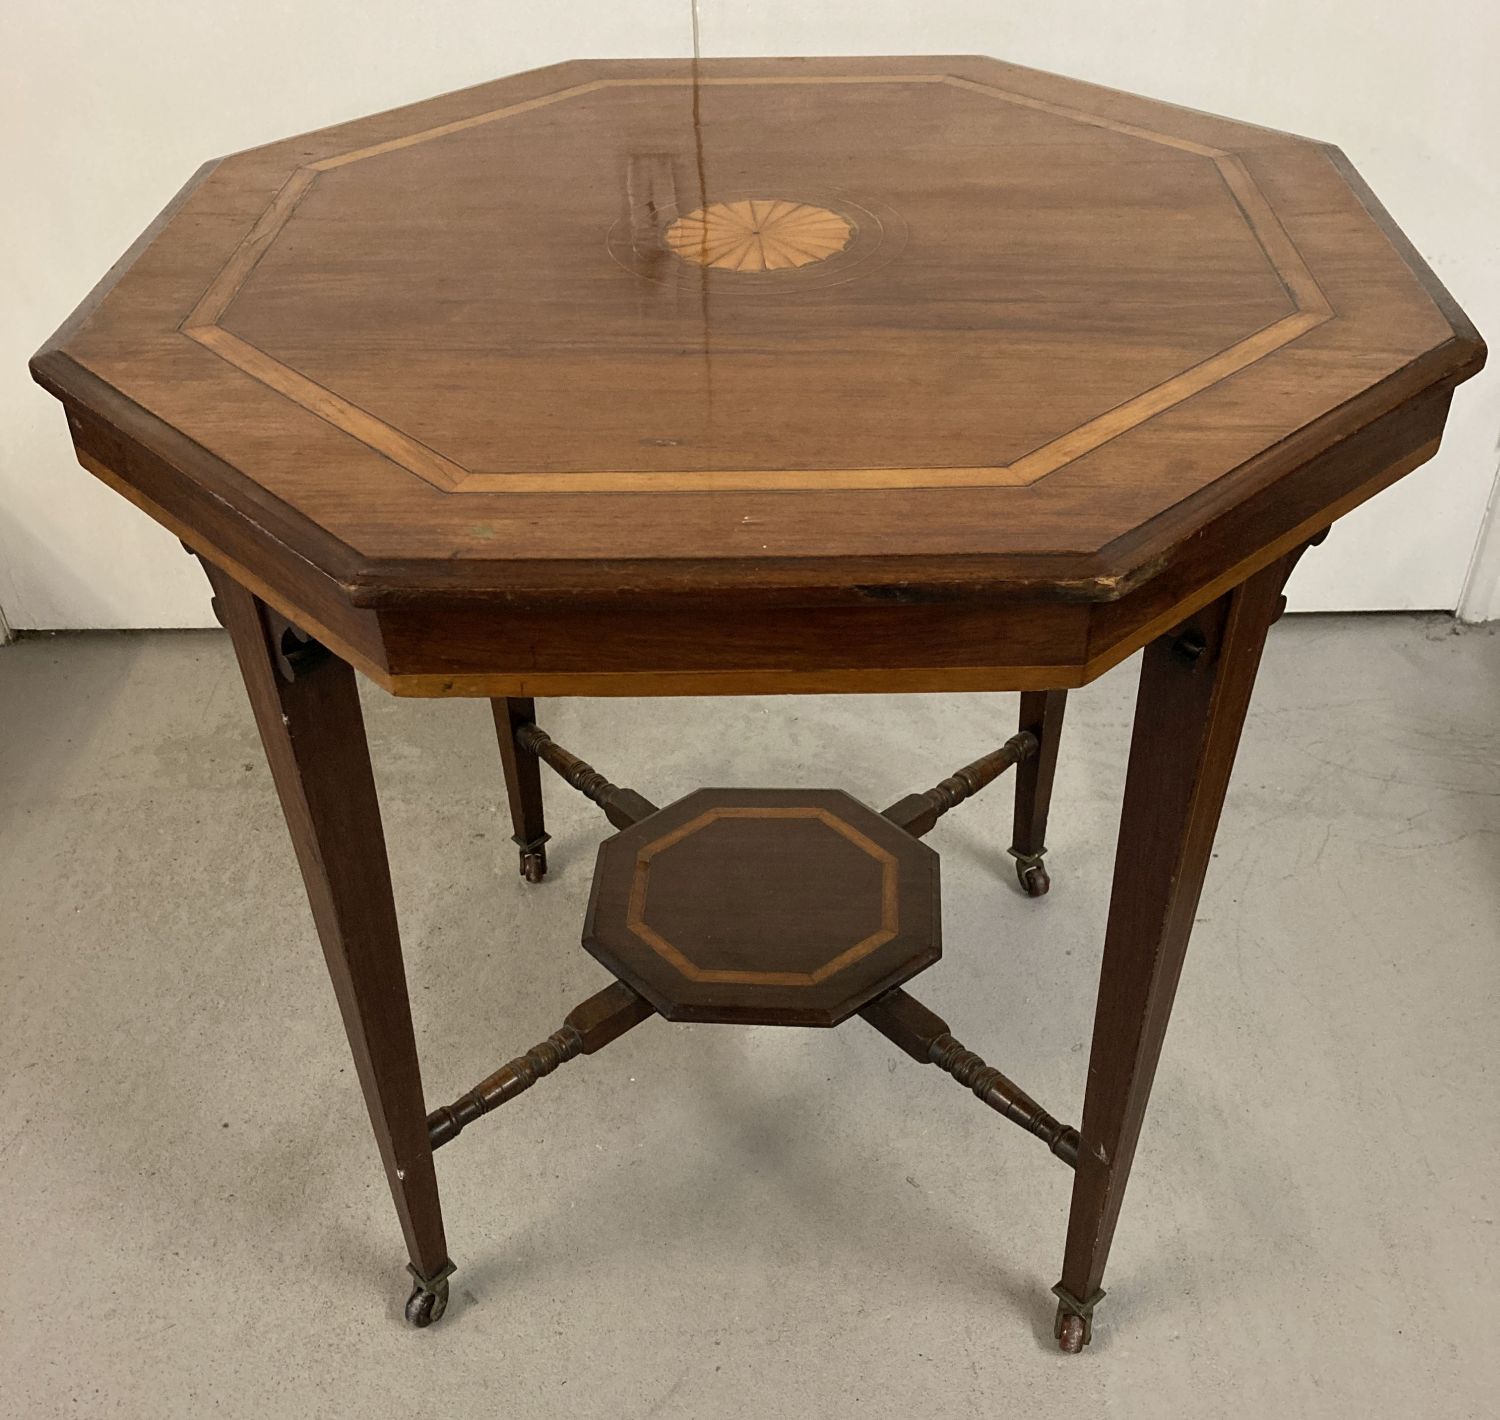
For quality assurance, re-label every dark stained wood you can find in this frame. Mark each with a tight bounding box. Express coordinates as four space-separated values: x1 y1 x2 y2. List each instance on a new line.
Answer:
45 368 1458 699
490 697 548 880
26 54 1490 1349
584 788 940 1026
1080 374 1456 681
861 988 1080 1165
516 723 659 829
1011 690 1067 894
201 560 450 1284
428 981 654 1148
29 56 1484 700
1054 552 1295 1349
882 731 1037 837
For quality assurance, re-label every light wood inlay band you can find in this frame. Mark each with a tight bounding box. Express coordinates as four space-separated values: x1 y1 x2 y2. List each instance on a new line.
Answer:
625 806 900 986
179 72 1334 497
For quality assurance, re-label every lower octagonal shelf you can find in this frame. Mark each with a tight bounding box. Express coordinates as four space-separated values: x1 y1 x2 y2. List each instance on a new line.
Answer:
583 788 940 1026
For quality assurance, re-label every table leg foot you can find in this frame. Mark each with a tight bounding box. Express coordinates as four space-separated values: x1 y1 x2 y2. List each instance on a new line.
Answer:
1052 1284 1105 1353
1056 555 1294 1344
202 561 454 1318
1011 689 1066 893
1012 851 1050 898
1057 1313 1086 1353
492 697 550 886
404 1261 455 1328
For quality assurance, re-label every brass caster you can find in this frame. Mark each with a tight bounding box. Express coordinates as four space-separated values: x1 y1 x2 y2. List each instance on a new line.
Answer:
1057 1312 1086 1353
1014 854 1050 897
1051 1283 1103 1353
520 849 547 884
408 1277 453 1331
404 1263 454 1328
404 1278 448 1327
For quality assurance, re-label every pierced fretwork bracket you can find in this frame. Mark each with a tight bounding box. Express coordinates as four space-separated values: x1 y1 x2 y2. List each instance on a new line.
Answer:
515 724 659 829
882 731 1038 838
264 609 332 683
427 981 655 1149
1273 525 1331 624
187 546 331 683
860 988 1079 1166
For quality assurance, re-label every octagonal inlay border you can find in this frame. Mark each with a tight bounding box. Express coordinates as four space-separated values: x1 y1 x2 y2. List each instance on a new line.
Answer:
625 806 900 988
178 73 1333 496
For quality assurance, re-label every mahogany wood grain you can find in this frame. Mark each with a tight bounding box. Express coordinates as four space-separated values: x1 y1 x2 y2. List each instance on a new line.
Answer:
203 561 450 1284
860 988 1080 1164
1055 552 1295 1338
490 697 548 879
882 732 1037 838
583 788 940 1026
427 981 654 1148
23 54 1490 1352
39 345 1466 700
29 57 1483 702
515 723 660 831
1012 691 1066 860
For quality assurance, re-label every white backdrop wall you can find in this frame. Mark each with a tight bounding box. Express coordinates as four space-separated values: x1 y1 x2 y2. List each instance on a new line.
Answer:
4 0 1498 629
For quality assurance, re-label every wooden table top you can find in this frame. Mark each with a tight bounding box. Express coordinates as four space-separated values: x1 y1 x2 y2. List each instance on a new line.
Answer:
31 57 1484 695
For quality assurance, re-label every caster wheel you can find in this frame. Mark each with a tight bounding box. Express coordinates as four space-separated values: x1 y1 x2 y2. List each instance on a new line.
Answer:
520 849 547 884
405 1277 449 1328
1057 1313 1086 1353
1017 860 1051 898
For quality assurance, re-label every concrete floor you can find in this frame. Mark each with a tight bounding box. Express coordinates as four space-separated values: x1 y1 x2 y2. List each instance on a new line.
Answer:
0 615 1496 1417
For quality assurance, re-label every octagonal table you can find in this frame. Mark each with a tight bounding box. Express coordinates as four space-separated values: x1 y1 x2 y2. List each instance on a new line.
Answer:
31 56 1484 1350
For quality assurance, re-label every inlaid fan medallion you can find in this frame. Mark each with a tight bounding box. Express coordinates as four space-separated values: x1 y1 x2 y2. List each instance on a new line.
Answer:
663 199 854 271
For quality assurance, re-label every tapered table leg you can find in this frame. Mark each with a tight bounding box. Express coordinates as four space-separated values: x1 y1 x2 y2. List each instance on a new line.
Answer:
1010 689 1067 896
1053 556 1293 1351
491 697 549 882
204 564 454 1325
